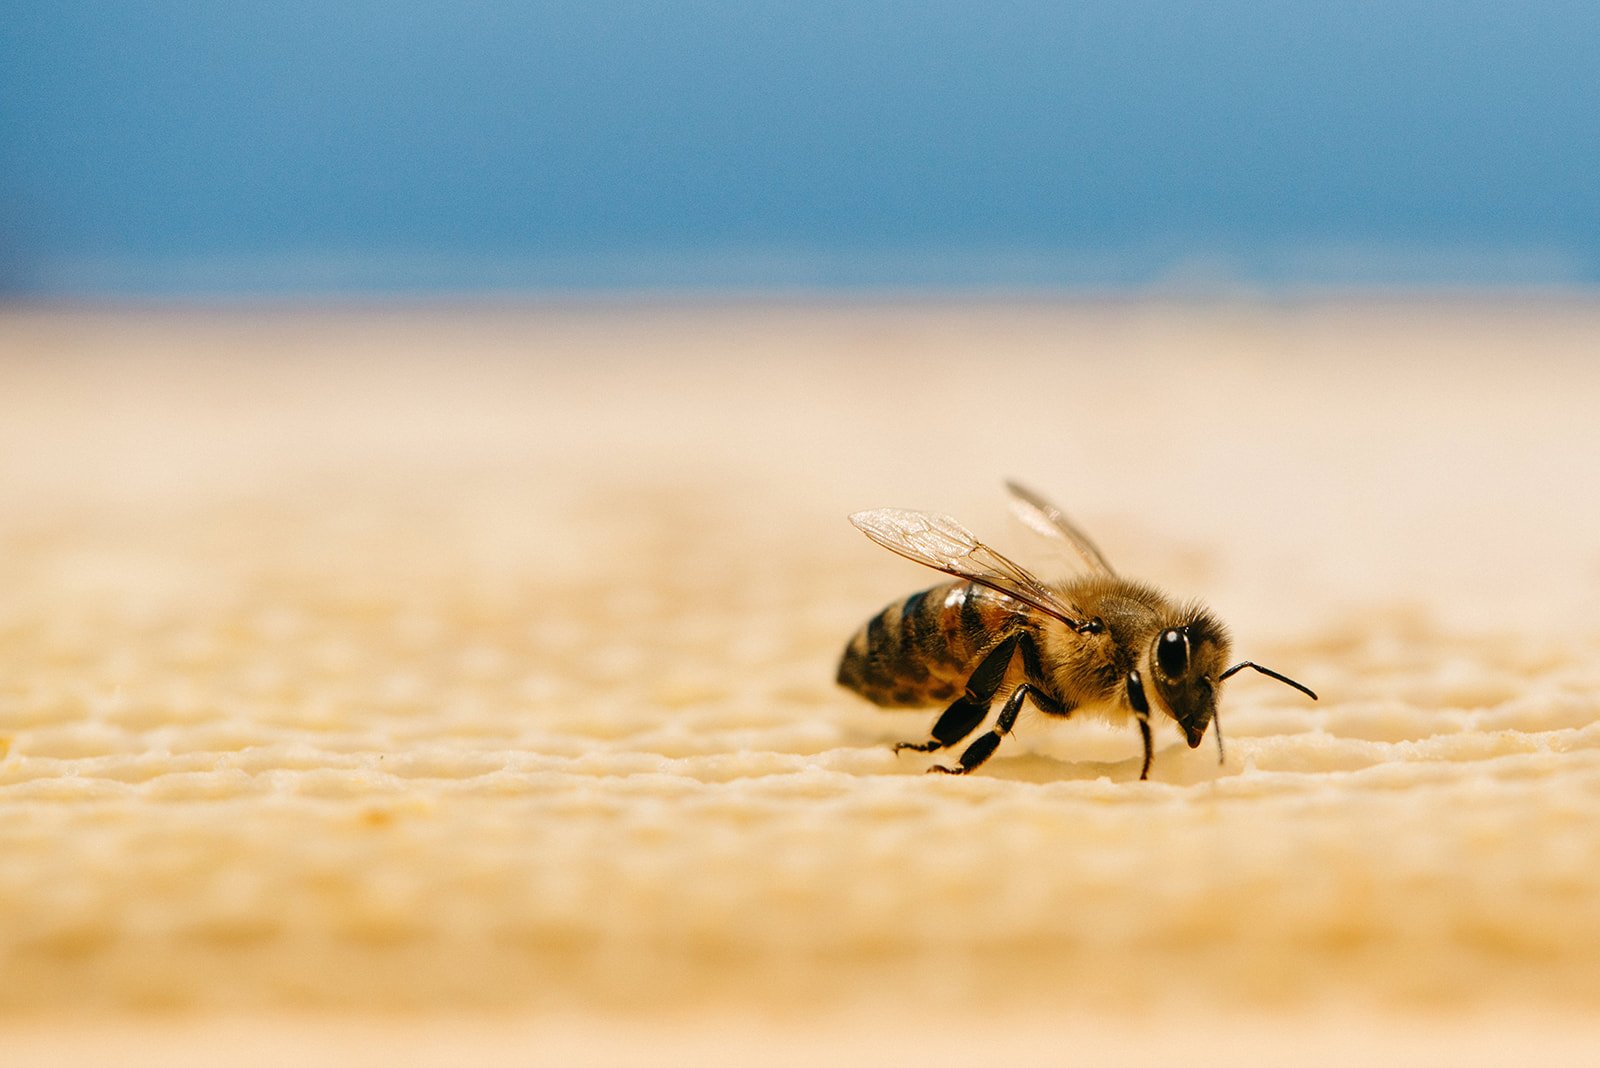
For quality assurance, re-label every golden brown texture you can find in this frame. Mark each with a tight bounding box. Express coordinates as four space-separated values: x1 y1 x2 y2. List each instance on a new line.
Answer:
1 301 1598 1056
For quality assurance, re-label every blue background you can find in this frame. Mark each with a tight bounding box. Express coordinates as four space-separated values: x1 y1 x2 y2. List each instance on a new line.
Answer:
3 2 1597 296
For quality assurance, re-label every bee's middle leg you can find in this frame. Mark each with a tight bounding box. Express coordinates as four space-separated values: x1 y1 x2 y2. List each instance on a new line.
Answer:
894 631 1021 755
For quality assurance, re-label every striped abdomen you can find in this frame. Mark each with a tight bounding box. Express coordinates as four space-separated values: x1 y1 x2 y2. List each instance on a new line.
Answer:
837 581 1026 708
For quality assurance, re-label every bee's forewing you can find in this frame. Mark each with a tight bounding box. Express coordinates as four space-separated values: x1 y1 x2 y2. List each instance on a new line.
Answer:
849 508 1085 625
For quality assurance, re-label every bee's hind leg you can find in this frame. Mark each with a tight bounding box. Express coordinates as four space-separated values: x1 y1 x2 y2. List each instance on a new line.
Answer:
929 683 1066 775
894 632 1021 756
891 699 986 753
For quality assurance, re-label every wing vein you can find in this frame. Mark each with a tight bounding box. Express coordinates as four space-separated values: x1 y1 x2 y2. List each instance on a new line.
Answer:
849 507 1084 625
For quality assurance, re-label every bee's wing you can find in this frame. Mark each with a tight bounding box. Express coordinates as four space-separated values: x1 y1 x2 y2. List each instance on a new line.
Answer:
849 508 1085 626
1003 480 1117 577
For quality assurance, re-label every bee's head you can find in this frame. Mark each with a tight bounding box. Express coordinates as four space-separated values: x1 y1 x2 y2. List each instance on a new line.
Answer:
1147 610 1231 748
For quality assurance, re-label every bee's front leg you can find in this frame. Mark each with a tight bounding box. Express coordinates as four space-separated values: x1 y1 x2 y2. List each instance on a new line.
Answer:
894 631 1022 756
1126 669 1154 780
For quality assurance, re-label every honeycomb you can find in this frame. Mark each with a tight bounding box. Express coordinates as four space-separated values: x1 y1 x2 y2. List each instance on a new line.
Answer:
2 302 1598 1056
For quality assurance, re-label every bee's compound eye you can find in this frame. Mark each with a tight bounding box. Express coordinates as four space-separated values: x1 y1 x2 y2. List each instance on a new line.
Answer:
1156 628 1189 678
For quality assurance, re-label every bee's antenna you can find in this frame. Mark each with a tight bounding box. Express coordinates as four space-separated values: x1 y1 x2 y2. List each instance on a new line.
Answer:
1213 708 1225 766
1219 661 1318 701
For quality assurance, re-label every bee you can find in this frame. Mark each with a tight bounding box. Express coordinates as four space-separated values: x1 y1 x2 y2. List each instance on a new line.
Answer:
838 482 1316 779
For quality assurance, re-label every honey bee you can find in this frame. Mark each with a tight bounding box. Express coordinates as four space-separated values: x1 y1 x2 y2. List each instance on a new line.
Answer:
838 482 1316 779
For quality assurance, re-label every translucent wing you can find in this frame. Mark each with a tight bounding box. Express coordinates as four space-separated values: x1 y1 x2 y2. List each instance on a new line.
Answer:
849 507 1085 625
1003 480 1117 577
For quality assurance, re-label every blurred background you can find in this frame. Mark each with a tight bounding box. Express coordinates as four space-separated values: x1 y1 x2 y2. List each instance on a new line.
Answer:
3 0 1597 298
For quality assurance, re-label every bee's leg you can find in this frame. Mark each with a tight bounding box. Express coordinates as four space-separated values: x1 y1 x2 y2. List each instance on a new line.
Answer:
894 631 1021 755
1126 669 1154 780
891 697 990 753
929 681 1034 774
927 633 1068 775
930 684 1076 775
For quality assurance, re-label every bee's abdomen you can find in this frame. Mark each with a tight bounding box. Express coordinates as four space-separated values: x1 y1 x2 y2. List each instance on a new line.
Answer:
837 582 1020 708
